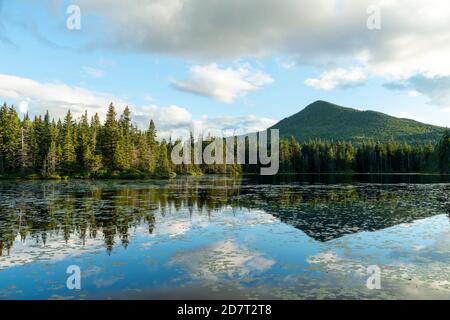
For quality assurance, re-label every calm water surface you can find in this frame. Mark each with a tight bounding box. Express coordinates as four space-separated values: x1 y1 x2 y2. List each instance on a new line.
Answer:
0 175 449 299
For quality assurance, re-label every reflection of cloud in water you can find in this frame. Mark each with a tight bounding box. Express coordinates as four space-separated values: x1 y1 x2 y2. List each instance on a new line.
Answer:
431 230 450 252
152 208 277 238
307 252 338 265
170 240 275 281
154 220 192 238
1 208 278 270
83 265 103 277
307 244 450 295
94 276 124 288
0 234 105 270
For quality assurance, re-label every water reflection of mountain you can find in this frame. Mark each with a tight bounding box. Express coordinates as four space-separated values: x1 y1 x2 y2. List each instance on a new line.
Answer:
252 185 450 241
0 176 449 255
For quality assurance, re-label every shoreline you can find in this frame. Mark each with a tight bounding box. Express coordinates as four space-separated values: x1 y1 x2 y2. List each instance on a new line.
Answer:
1 172 449 181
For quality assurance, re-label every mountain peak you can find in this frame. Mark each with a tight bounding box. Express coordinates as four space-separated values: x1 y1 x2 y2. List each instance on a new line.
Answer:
271 101 445 143
307 100 335 107
303 100 358 113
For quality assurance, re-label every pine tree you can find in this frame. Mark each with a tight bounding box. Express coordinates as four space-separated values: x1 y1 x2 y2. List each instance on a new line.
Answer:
154 142 173 178
77 111 91 171
146 119 158 172
61 110 76 172
101 103 119 170
116 107 132 170
137 133 151 172
41 111 52 163
147 119 157 147
114 128 128 170
280 138 291 172
438 130 450 173
288 136 302 172
0 104 21 173
20 114 34 173
43 140 58 175
0 103 9 172
88 113 103 173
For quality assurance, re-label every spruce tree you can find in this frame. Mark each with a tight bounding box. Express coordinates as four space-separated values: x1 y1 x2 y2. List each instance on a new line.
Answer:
154 142 173 178
89 113 103 173
438 130 450 173
146 119 158 172
0 104 21 173
101 103 119 170
116 107 132 170
20 113 34 173
43 140 58 175
61 110 76 172
0 103 6 172
114 128 128 170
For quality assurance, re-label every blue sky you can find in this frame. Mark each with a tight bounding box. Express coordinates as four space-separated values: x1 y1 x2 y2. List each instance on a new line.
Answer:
1 0 449 139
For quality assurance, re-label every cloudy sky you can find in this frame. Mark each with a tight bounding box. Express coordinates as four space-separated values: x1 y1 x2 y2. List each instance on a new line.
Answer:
1 0 449 139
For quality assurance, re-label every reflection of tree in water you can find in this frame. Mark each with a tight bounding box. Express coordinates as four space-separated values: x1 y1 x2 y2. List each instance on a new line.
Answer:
0 177 449 255
253 185 450 241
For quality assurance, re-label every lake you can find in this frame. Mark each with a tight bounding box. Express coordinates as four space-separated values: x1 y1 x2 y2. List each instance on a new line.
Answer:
0 175 449 300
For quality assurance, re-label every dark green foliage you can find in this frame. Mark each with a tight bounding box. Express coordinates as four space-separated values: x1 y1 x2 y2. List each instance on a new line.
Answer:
154 141 172 178
61 110 76 172
100 103 119 170
0 103 21 172
0 102 174 179
274 136 443 174
438 130 450 173
271 100 446 143
0 101 447 179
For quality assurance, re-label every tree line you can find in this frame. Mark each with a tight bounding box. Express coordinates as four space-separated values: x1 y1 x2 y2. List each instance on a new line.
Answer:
0 102 173 178
274 134 449 174
0 102 449 178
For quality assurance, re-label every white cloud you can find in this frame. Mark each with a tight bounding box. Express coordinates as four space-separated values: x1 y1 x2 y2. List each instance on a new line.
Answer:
82 66 105 78
0 73 126 120
133 104 193 136
9 0 448 112
0 74 276 139
408 90 421 98
71 0 450 80
133 104 276 140
18 98 30 114
171 64 273 103
384 75 450 107
304 67 366 91
196 114 277 137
